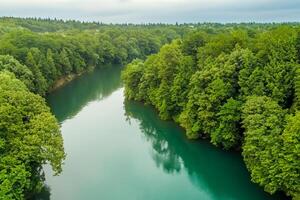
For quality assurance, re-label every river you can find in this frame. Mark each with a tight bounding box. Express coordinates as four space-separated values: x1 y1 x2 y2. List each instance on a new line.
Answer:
39 66 282 200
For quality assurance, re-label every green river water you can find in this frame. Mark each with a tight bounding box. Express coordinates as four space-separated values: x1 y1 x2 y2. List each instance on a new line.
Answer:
40 66 283 200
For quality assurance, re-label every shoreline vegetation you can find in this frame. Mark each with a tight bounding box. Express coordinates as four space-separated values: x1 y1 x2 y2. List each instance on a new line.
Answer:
0 17 299 199
122 27 300 199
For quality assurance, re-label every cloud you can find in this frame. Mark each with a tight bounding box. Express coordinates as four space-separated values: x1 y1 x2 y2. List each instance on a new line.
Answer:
0 0 299 23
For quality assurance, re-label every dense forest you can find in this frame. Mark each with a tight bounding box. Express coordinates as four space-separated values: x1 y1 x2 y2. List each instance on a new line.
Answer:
122 26 300 199
0 17 187 96
1 17 300 199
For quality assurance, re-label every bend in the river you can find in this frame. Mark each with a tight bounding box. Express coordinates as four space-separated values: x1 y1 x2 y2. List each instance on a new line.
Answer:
35 66 283 200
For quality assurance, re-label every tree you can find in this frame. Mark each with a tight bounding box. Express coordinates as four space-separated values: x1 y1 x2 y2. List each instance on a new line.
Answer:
211 98 242 149
0 55 34 90
0 72 65 199
170 55 195 118
242 96 286 195
154 41 184 120
121 59 144 100
0 71 28 92
43 49 58 85
182 31 207 57
25 51 48 95
281 112 300 198
58 48 72 75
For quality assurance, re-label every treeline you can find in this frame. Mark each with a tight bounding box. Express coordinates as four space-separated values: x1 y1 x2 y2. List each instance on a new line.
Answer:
122 26 300 199
0 19 185 95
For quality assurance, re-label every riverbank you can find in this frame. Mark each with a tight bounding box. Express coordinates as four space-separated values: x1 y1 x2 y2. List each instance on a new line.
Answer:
48 67 95 92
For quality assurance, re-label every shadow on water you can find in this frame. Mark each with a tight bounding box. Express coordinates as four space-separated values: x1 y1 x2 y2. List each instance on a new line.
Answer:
124 100 285 200
46 65 123 123
30 185 51 200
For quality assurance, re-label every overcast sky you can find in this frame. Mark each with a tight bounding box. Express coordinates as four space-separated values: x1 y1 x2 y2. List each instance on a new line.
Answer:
0 0 299 23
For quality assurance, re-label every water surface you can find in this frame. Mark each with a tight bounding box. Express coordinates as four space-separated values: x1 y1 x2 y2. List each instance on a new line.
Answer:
42 66 281 200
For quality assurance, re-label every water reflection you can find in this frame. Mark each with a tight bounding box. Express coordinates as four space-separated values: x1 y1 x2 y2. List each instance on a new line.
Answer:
42 65 285 200
30 185 51 200
46 66 122 122
124 100 282 200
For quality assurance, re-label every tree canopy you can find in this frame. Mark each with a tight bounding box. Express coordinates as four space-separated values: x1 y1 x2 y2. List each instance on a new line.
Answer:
0 72 65 200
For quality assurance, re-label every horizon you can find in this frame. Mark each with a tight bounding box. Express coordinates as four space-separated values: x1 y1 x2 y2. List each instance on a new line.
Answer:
0 0 299 23
1 16 300 25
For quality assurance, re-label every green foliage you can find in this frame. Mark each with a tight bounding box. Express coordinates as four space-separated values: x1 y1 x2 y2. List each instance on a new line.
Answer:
211 98 242 149
123 25 300 199
182 31 207 57
242 96 286 194
25 50 48 95
197 30 249 66
154 41 184 119
0 72 65 199
0 71 28 92
294 65 300 109
170 55 195 117
121 60 144 100
297 31 300 62
0 55 34 90
242 96 300 199
281 113 300 198
0 18 185 95
255 27 298 106
58 48 72 75
44 49 58 84
123 40 195 120
180 47 252 138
